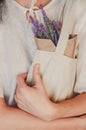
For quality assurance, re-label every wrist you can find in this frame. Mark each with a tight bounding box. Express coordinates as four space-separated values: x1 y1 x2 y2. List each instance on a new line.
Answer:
49 102 60 120
46 101 66 121
42 101 59 121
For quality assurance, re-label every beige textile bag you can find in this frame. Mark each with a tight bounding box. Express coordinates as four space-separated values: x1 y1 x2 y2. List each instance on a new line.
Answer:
27 0 77 102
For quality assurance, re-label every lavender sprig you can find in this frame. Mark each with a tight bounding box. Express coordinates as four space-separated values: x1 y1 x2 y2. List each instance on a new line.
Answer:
29 15 49 38
29 5 62 46
40 5 55 40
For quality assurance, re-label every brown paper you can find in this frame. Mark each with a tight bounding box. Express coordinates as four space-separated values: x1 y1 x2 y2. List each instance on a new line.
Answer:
35 35 77 58
64 35 77 58
35 38 56 52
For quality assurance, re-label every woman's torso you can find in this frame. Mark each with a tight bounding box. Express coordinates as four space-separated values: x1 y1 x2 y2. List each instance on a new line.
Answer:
0 0 86 106
0 0 60 106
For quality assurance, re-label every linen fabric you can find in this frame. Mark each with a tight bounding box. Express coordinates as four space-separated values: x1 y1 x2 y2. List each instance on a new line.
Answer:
27 0 77 102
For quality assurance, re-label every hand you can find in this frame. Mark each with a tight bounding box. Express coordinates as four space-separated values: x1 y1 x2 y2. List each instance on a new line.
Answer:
15 64 56 121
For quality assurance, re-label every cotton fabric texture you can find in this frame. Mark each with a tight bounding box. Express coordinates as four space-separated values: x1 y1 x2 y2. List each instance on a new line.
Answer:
0 0 86 106
27 0 77 102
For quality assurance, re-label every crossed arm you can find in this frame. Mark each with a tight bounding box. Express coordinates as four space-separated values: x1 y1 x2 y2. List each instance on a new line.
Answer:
0 65 86 130
0 98 86 130
15 64 86 122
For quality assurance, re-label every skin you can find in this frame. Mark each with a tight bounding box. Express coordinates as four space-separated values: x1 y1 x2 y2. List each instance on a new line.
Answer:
0 99 86 130
0 66 86 130
0 0 86 129
34 0 51 7
15 0 51 8
0 65 86 129
15 64 86 121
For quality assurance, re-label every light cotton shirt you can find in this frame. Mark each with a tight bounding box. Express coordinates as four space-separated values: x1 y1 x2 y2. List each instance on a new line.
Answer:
0 0 61 106
0 0 86 106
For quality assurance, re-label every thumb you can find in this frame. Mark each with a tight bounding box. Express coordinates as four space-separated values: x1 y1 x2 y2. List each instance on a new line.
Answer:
33 64 44 90
21 73 27 79
17 73 28 88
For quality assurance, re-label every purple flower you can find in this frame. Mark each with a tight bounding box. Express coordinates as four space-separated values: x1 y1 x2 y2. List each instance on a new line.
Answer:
29 5 62 46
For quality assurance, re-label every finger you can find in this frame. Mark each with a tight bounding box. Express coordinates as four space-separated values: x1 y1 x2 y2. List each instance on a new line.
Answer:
33 64 43 90
15 85 21 100
16 85 21 95
17 74 28 88
17 78 26 88
15 95 25 108
15 85 27 102
15 94 19 103
19 73 28 79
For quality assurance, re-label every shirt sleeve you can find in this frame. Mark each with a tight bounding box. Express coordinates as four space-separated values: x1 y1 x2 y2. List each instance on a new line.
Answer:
74 0 86 93
0 26 4 98
0 63 4 98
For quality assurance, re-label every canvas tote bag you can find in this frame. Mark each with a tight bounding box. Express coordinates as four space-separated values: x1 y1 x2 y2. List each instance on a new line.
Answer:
27 0 77 102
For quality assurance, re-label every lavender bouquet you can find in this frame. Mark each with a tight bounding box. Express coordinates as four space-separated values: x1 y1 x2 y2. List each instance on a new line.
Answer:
29 5 62 49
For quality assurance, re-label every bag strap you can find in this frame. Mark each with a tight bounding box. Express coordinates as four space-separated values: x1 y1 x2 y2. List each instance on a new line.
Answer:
58 0 67 23
56 0 77 54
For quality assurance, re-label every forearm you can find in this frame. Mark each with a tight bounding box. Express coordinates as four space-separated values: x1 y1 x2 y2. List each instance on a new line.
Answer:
52 93 86 119
0 99 86 130
0 98 48 130
1 107 86 130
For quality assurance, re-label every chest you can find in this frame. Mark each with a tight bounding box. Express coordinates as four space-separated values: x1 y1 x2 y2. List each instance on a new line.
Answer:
2 23 36 75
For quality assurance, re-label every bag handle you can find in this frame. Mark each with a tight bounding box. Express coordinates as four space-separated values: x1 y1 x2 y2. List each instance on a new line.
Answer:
58 0 67 23
56 0 77 54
